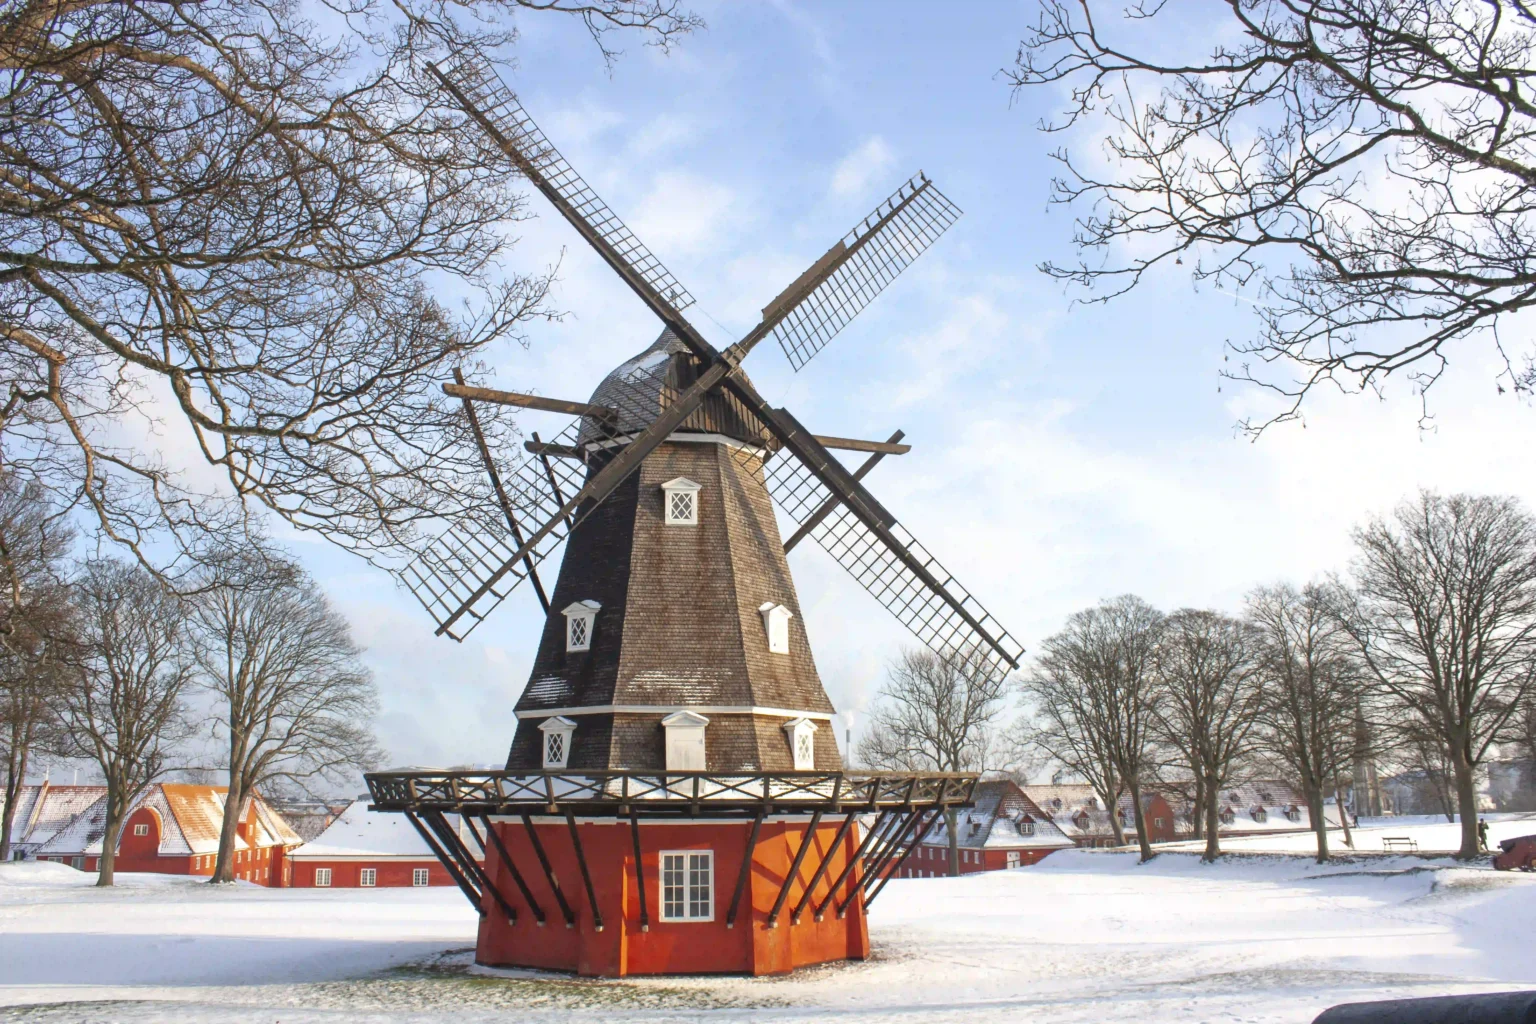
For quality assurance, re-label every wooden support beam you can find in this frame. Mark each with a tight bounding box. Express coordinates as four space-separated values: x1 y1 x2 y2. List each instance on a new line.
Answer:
725 811 765 929
523 440 583 460
629 815 649 932
429 811 518 925
478 814 546 926
565 811 604 932
444 382 616 421
791 812 858 924
405 812 482 913
863 807 946 910
814 809 891 922
766 811 823 929
521 813 577 928
811 434 911 455
453 369 549 614
784 430 905 554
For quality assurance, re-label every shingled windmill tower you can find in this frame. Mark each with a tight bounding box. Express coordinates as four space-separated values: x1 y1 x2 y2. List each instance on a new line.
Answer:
365 55 1024 977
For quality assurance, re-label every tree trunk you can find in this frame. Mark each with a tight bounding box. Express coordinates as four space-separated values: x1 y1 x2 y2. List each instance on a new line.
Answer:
1127 780 1154 862
1451 747 1480 860
1105 789 1127 846
1334 786 1355 850
212 771 246 883
1308 786 1330 864
1192 775 1205 841
1202 774 1222 863
97 784 123 886
0 723 29 862
945 807 959 877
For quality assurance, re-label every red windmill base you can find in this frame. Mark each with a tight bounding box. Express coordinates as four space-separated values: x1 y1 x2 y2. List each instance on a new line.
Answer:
367 769 974 976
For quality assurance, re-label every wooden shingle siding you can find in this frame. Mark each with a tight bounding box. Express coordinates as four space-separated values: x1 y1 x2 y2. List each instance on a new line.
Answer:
507 338 842 773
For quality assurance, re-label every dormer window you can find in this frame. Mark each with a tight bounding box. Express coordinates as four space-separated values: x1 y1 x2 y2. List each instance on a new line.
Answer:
661 477 701 525
782 717 817 770
562 600 600 652
661 710 709 770
539 716 576 769
758 602 794 654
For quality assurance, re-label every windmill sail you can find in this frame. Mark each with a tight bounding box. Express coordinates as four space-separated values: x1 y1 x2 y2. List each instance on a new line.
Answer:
431 56 697 322
753 445 1024 686
765 174 961 371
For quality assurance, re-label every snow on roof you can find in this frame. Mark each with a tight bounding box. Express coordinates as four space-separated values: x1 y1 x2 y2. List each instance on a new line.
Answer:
290 801 439 859
4 785 107 849
918 780 1076 852
27 784 302 857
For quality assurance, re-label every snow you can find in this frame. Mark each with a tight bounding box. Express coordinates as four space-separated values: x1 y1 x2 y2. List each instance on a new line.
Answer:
292 800 436 858
4 840 1535 1023
1159 812 1536 856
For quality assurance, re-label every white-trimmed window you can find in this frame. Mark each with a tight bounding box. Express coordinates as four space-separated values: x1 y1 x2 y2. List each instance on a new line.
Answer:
660 850 713 921
315 868 332 887
1017 817 1035 836
562 600 600 652
540 716 577 769
413 867 430 887
758 602 794 654
360 868 376 887
661 710 709 771
782 717 817 771
661 477 701 525
132 823 149 836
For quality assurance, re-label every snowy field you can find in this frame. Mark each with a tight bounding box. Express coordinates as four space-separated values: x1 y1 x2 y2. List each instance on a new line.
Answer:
3 819 1535 1024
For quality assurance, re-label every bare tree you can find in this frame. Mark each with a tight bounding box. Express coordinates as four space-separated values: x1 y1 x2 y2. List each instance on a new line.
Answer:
1152 609 1262 862
190 543 382 884
60 559 192 885
0 472 73 860
1342 491 1536 858
1246 582 1358 864
1007 1 1536 431
1023 595 1164 861
0 0 698 579
859 647 1010 876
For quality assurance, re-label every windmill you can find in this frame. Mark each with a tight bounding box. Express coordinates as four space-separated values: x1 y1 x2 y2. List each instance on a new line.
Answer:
364 55 1024 978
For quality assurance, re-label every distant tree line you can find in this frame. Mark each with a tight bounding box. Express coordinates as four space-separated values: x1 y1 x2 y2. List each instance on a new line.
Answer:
0 473 382 886
862 490 1536 867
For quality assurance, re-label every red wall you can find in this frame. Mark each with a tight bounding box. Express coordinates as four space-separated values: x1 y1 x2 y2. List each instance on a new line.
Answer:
64 806 292 886
894 842 1057 877
288 859 456 887
474 816 870 977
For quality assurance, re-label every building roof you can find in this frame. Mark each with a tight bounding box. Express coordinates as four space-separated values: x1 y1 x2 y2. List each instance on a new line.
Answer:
289 800 448 859
10 783 300 857
579 330 773 449
919 780 1075 852
2 784 105 852
1020 784 1174 840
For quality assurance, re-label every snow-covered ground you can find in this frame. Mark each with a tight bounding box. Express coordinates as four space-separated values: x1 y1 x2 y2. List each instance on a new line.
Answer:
1161 811 1536 856
4 839 1535 1024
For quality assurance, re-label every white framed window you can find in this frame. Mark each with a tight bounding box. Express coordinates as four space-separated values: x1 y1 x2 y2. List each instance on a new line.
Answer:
782 717 817 771
71 856 84 869
539 716 577 769
315 867 332 887
757 602 794 655
661 710 709 770
660 477 701 525
360 868 376 887
132 823 149 836
1017 817 1035 836
561 600 600 652
660 850 713 921
413 867 430 887
1154 817 1165 828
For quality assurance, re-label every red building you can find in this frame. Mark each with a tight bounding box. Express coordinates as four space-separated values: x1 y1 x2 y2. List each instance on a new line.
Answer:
288 800 464 888
895 780 1075 877
5 781 300 883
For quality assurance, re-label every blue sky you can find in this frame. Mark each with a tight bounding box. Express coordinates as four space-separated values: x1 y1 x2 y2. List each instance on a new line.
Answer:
287 1 1536 771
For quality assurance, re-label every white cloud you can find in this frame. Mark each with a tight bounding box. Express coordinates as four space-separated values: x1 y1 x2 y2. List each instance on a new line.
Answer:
628 169 739 256
830 137 895 198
